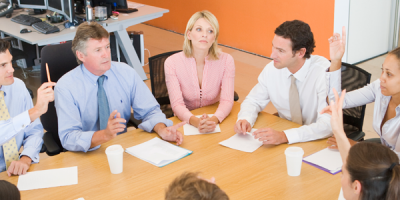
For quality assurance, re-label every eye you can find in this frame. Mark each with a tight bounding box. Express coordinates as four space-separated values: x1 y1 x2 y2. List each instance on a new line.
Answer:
106 45 110 49
387 72 391 77
208 30 213 33
196 28 201 31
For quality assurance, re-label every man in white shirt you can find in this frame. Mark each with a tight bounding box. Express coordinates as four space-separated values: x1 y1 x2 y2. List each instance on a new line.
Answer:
234 20 333 145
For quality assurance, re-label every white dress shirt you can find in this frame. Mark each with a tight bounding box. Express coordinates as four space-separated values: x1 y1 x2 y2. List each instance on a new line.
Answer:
329 70 400 158
238 55 333 144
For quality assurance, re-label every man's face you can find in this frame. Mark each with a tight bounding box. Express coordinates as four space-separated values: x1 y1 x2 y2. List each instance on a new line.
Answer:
270 35 300 69
0 49 14 87
78 38 111 76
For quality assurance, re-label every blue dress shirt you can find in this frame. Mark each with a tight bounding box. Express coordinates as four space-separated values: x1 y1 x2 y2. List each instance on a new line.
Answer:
55 62 173 152
0 78 44 172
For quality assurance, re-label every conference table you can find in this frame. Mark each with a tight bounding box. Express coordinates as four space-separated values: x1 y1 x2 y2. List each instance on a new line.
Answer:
0 4 168 80
0 102 341 199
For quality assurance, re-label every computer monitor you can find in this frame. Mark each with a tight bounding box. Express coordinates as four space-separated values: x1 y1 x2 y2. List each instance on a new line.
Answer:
46 0 74 21
18 0 47 10
93 0 127 9
47 0 62 13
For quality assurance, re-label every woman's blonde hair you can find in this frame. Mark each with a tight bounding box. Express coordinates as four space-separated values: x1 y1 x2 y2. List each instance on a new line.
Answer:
183 10 220 60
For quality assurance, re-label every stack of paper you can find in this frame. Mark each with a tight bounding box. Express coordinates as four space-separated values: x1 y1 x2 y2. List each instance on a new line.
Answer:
183 114 221 135
303 148 343 174
125 137 192 167
18 166 78 191
219 129 263 153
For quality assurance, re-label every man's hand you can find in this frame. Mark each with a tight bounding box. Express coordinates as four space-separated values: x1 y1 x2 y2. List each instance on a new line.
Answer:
29 82 56 122
328 26 346 71
155 122 186 145
234 119 251 134
253 128 288 145
91 110 126 148
7 156 32 176
327 135 357 150
198 114 217 133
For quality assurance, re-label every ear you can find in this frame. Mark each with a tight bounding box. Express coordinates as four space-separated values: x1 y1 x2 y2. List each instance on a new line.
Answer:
76 50 85 63
297 48 307 58
352 180 362 195
186 30 192 40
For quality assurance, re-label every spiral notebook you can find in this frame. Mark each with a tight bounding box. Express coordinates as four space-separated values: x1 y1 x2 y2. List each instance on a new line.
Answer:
125 137 192 167
302 148 342 175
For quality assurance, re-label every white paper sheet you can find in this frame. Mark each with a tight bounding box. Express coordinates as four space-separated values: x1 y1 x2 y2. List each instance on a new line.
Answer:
17 166 78 191
127 2 145 8
219 129 263 153
338 188 346 200
183 114 221 135
125 137 192 167
303 148 343 173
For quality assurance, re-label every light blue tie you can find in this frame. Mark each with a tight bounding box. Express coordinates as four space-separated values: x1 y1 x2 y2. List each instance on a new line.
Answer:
98 75 110 130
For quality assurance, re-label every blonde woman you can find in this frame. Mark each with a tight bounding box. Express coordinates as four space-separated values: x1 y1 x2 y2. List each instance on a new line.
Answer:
165 11 235 133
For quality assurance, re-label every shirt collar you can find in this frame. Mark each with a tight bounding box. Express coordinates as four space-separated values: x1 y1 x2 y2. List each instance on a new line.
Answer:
81 63 112 84
283 57 311 82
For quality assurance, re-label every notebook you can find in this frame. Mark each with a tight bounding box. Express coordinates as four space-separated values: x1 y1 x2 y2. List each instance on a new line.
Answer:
125 137 192 167
303 148 343 175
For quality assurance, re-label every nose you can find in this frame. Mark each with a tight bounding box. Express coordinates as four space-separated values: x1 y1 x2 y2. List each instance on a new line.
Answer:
6 64 14 73
379 73 385 83
270 49 277 59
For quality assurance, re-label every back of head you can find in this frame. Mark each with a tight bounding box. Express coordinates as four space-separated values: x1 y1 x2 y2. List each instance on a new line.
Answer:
165 172 229 200
0 38 10 54
71 22 109 64
274 20 315 59
0 180 21 200
347 142 400 200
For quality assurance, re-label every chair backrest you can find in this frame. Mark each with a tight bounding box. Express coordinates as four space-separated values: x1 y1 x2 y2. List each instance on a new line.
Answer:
341 62 371 132
149 50 182 118
40 41 78 147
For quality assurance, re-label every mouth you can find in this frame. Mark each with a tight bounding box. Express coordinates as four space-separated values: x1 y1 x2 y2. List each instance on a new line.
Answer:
6 74 13 79
101 60 110 64
199 40 208 43
380 85 386 90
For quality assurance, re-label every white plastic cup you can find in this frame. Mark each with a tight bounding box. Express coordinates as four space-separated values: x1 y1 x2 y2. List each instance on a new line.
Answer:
105 144 124 174
284 147 304 176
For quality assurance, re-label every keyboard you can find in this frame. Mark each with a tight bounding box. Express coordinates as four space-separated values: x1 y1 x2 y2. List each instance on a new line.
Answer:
11 14 42 26
32 22 60 34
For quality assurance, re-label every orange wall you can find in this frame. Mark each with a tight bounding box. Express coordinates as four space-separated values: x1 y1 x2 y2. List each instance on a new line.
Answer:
131 0 335 58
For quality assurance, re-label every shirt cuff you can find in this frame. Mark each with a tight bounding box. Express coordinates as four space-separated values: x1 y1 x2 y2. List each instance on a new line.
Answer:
13 110 31 133
139 117 173 132
284 128 300 144
80 131 97 152
20 146 40 164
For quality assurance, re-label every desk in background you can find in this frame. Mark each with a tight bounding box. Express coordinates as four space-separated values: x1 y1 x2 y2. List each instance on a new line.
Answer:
0 5 168 80
0 102 341 199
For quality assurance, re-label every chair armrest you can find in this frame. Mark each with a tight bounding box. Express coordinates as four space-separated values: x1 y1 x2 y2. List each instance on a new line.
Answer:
346 131 365 141
234 91 239 102
43 132 61 156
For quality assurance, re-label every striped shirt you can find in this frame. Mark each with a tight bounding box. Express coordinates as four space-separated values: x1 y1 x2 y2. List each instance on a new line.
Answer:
165 51 235 123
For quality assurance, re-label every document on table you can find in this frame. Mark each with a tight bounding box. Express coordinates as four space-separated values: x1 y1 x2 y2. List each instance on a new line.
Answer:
125 137 192 167
127 1 145 8
303 148 343 174
17 166 78 191
219 129 263 153
183 114 221 135
338 188 346 200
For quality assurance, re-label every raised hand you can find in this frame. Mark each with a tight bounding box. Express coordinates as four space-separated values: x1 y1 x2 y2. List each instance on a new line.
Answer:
329 26 347 62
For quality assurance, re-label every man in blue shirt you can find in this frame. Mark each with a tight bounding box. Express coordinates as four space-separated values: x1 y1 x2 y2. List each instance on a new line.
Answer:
55 22 185 152
0 39 55 175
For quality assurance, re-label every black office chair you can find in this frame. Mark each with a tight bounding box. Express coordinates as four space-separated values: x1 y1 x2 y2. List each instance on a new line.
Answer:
148 50 239 119
340 62 371 141
40 41 78 156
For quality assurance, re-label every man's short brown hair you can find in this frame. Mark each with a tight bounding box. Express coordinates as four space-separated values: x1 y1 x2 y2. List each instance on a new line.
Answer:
0 39 10 54
274 20 315 59
71 22 109 64
165 172 229 200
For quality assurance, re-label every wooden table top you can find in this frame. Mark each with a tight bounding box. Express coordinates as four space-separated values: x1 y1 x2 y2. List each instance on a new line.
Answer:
0 102 341 199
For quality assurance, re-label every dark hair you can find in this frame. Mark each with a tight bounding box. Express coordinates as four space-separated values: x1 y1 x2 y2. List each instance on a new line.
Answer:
0 39 11 54
347 142 400 200
0 180 20 200
165 172 229 200
274 20 315 59
71 22 109 64
389 47 400 66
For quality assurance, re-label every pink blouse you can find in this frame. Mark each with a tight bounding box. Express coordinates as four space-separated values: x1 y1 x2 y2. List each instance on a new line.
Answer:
164 51 235 123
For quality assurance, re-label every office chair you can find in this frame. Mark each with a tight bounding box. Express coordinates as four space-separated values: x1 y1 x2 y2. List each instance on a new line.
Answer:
148 50 239 119
40 41 78 156
339 62 371 141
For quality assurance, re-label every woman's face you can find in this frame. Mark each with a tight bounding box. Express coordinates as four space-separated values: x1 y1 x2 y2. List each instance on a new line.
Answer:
187 18 215 52
341 165 360 200
380 54 400 97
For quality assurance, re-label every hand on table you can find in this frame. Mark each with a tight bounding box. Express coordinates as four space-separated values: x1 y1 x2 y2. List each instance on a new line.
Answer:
7 156 32 176
234 119 251 134
253 128 288 145
157 122 186 145
198 114 217 133
327 135 357 149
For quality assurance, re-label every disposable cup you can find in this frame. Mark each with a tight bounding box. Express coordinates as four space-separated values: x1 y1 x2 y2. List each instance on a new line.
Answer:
105 144 124 174
284 146 304 176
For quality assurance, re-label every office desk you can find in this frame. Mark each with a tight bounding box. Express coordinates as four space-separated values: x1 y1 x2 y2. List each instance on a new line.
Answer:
0 5 168 80
0 102 341 199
